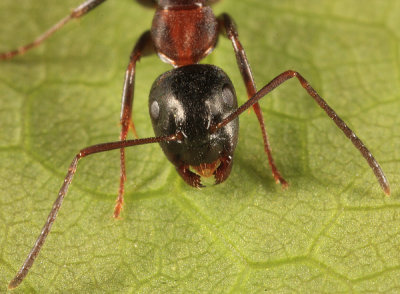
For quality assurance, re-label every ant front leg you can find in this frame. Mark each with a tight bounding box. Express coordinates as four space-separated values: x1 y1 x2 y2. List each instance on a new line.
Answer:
0 0 108 60
217 13 288 188
116 31 154 218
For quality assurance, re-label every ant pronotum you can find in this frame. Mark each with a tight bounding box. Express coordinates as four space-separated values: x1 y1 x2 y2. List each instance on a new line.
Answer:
2 0 390 289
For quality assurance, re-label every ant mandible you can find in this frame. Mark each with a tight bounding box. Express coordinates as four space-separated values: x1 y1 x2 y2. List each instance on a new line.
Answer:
2 0 390 289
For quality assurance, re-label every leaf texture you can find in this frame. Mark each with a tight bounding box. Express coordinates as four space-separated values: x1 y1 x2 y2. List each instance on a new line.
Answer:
0 0 399 292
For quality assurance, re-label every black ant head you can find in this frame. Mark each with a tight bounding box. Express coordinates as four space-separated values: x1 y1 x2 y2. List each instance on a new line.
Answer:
149 64 239 177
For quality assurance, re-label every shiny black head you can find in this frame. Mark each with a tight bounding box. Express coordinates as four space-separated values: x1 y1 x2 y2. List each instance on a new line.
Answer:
149 64 239 183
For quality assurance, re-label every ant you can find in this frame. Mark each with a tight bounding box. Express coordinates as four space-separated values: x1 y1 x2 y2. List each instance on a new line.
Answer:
2 0 390 289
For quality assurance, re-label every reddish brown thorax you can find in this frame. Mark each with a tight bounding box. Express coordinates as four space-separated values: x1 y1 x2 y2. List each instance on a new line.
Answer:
151 0 218 66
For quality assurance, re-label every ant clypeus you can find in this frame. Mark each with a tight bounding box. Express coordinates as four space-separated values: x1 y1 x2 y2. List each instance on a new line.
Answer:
2 0 390 289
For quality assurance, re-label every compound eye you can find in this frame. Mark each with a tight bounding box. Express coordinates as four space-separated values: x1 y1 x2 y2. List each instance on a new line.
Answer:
150 100 160 120
222 84 235 108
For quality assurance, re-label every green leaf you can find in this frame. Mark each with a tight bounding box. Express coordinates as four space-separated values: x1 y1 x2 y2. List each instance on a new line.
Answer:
1 0 399 292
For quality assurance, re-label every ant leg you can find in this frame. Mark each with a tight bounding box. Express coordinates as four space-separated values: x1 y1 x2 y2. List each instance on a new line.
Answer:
210 70 390 196
8 133 181 290
116 31 154 218
0 0 108 60
217 13 288 188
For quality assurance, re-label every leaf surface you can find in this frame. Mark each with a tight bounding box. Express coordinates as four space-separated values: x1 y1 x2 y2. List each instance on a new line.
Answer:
0 0 399 292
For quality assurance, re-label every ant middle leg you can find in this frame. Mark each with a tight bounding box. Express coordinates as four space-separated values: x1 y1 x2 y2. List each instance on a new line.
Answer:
116 31 154 218
217 13 288 188
0 0 108 60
